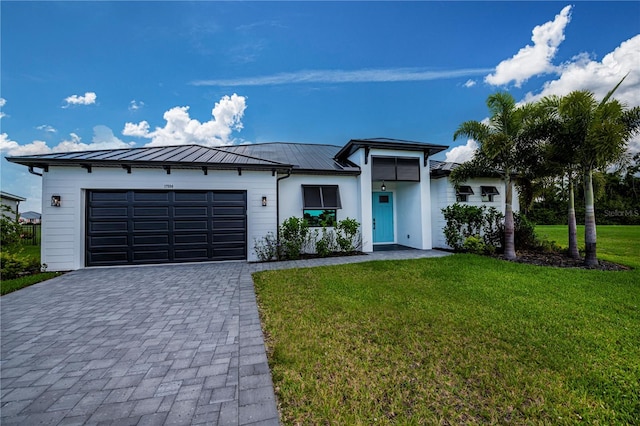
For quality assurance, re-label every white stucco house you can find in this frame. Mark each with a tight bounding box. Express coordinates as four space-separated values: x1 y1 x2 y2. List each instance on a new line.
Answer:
7 138 516 271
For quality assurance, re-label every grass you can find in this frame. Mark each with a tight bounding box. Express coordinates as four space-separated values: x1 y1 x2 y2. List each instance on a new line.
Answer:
536 224 640 269
1 272 61 295
1 244 60 296
254 226 640 425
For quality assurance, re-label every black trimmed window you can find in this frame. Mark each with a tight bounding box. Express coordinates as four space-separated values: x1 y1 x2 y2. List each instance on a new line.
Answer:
456 185 474 202
302 185 341 227
481 186 499 202
372 157 420 181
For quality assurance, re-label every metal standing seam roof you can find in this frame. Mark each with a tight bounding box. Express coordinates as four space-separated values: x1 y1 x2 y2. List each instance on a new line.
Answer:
0 191 27 202
219 143 360 174
5 144 293 171
429 160 461 178
6 140 448 176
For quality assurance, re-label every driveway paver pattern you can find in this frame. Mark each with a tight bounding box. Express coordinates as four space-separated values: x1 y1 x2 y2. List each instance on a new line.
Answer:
1 249 449 425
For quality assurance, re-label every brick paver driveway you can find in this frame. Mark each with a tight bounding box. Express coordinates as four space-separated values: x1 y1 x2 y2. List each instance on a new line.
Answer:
1 262 278 425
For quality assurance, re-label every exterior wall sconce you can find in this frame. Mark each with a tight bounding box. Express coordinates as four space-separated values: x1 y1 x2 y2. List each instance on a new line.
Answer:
381 181 386 192
51 195 61 207
262 196 267 207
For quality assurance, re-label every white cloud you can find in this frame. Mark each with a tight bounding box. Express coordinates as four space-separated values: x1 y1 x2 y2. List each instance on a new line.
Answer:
191 68 493 87
123 94 247 147
63 92 97 108
1 126 134 157
123 121 150 137
445 139 478 163
129 100 144 111
463 79 476 88
37 124 57 133
485 5 572 87
0 133 51 156
0 97 6 119
52 126 134 152
523 35 640 107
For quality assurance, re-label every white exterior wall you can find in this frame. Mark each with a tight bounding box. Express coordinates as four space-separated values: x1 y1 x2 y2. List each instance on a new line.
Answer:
349 148 433 252
430 176 520 249
1 198 21 220
278 174 360 225
41 166 277 271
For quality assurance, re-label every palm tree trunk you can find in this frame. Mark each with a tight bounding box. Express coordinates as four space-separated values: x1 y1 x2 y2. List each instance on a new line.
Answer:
584 170 598 266
503 176 516 260
567 179 580 259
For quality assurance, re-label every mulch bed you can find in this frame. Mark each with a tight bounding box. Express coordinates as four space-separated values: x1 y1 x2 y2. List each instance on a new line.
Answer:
498 250 631 271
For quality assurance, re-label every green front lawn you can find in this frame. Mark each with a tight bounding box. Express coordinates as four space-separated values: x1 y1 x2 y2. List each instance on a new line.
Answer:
254 226 639 424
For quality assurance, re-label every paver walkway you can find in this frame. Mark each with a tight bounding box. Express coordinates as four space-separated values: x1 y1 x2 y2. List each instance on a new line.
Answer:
1 249 449 425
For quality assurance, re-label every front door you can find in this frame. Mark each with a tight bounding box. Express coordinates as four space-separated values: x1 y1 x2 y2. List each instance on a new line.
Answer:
372 192 394 243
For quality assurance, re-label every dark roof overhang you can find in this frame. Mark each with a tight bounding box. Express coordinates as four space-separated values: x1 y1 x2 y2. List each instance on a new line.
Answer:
335 137 449 165
5 144 294 174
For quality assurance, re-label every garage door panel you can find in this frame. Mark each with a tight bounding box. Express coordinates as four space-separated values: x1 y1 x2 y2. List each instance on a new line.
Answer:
133 207 169 217
174 192 208 202
89 236 129 247
133 250 170 262
90 222 128 232
213 219 245 229
174 234 208 244
174 249 209 259
133 192 169 202
213 233 245 243
134 235 170 245
133 221 170 232
87 190 246 266
174 207 208 217
174 220 208 230
91 207 129 217
90 252 130 263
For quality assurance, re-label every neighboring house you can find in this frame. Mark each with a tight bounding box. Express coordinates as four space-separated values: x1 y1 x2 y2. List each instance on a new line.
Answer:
6 138 511 271
20 211 42 224
0 191 26 221
430 160 520 249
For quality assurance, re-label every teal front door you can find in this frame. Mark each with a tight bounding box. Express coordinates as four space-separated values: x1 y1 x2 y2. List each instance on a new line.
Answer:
372 192 394 243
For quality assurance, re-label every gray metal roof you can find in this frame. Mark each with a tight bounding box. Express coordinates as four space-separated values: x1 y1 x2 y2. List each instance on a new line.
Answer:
0 191 26 201
6 144 292 171
336 137 448 160
6 140 448 177
220 143 359 174
429 160 460 178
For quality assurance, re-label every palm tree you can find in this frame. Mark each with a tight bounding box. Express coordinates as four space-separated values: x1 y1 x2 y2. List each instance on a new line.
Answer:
453 92 536 260
536 93 586 259
566 79 640 266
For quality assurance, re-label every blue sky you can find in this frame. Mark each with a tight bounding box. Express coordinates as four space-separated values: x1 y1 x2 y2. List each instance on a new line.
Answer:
2 1 639 212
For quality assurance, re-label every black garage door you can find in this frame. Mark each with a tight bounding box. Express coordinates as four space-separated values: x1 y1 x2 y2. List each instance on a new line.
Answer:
86 190 246 266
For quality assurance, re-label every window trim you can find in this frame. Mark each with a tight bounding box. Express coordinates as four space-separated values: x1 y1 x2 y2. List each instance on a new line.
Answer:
301 185 342 209
480 186 499 202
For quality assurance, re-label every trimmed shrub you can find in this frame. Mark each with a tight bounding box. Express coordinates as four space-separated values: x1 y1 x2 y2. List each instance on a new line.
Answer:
1 251 41 280
279 217 310 260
